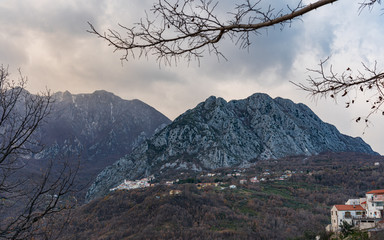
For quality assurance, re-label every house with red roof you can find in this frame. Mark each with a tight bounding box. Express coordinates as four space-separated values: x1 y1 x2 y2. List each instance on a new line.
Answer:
330 205 365 232
329 189 384 232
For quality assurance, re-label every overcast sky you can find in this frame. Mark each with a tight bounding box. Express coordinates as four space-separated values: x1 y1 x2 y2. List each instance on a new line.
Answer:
1 0 383 154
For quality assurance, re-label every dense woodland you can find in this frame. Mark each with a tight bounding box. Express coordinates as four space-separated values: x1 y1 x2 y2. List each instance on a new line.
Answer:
55 152 384 240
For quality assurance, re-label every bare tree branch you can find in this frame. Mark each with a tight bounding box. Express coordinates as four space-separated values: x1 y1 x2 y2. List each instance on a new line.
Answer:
90 0 384 119
292 58 384 123
0 66 78 240
359 0 382 12
88 0 337 65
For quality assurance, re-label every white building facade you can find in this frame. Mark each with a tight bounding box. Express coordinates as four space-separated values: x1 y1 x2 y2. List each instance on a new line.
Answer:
330 205 365 232
365 190 384 218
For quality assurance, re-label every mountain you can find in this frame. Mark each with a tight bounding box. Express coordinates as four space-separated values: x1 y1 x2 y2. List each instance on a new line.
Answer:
28 90 171 197
35 90 170 162
86 93 377 201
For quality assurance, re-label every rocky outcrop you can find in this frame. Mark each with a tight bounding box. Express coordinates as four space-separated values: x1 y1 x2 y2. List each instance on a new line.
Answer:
86 93 377 201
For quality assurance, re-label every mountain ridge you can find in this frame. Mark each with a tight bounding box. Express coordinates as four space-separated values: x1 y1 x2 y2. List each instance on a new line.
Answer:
86 93 377 202
24 90 171 200
34 90 171 161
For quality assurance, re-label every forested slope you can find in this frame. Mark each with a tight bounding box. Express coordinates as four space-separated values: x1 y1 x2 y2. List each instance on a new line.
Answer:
59 152 384 240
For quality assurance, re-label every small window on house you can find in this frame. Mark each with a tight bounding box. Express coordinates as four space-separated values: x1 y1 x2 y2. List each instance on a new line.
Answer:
356 212 362 215
345 212 352 218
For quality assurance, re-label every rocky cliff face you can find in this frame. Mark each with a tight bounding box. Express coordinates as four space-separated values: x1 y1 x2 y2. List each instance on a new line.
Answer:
86 93 377 201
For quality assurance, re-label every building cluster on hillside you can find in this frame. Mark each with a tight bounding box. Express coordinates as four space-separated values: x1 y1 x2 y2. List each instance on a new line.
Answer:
202 169 294 182
196 182 221 189
110 175 155 191
109 168 297 193
328 189 384 232
251 169 294 182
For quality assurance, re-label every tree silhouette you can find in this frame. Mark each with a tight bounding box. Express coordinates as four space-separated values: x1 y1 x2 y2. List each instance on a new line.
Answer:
88 0 338 65
0 65 77 240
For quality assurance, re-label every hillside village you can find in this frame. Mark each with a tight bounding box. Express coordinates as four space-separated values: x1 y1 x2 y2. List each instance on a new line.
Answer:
57 152 384 239
108 157 384 237
109 160 383 200
109 168 296 193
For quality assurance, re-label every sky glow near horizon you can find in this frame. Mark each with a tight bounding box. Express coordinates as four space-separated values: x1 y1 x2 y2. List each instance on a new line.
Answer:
0 0 384 154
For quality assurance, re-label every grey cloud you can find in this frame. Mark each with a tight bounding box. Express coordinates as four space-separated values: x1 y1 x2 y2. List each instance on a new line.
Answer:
175 1 336 87
0 37 29 67
192 25 305 86
0 1 105 36
0 0 383 154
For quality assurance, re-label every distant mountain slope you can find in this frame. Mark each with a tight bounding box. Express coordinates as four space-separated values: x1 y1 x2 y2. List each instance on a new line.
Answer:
86 93 377 201
26 90 171 199
35 90 171 162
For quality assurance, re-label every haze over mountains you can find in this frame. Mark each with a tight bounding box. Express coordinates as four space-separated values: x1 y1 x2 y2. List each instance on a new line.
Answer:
86 93 377 201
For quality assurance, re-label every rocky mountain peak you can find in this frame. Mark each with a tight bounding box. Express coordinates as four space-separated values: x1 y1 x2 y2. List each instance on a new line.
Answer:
203 95 226 109
40 90 171 160
86 93 377 202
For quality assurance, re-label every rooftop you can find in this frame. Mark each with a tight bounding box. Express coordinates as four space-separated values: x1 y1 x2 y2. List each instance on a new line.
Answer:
334 205 365 211
367 190 384 195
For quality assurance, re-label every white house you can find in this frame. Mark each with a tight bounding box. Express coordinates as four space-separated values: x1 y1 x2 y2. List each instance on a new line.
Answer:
330 205 365 232
250 176 259 183
239 179 247 184
165 181 174 186
365 189 384 218
345 199 360 205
